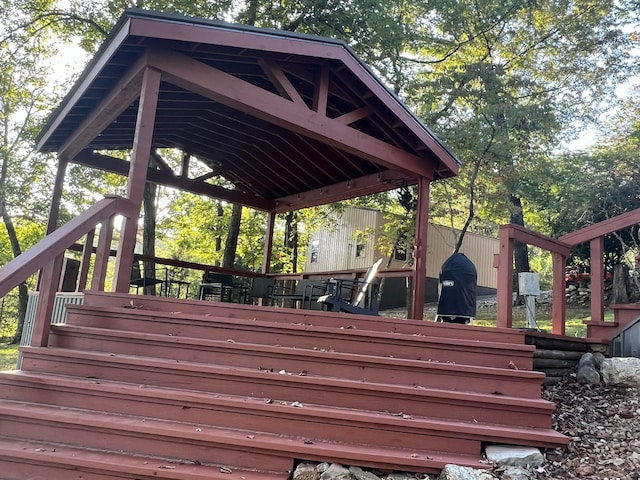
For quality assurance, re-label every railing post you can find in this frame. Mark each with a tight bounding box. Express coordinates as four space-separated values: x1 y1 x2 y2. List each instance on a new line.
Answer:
590 237 605 324
30 254 64 347
551 252 567 335
91 215 115 291
77 228 95 291
496 226 514 328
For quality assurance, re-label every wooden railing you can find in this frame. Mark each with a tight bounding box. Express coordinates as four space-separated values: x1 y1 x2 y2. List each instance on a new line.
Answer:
495 224 570 335
0 195 136 347
496 207 640 337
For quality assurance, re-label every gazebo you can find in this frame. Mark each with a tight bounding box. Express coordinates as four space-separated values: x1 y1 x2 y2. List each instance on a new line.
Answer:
35 8 460 319
0 9 576 478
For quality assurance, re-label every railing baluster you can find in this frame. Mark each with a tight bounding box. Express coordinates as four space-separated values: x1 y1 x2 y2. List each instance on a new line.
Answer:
31 254 64 347
78 228 95 291
91 215 115 291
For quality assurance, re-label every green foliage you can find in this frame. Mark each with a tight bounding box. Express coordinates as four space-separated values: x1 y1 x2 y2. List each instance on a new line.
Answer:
540 86 640 268
0 342 18 371
0 0 638 292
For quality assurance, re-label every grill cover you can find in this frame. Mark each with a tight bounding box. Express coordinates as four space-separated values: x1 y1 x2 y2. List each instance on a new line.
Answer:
437 253 477 321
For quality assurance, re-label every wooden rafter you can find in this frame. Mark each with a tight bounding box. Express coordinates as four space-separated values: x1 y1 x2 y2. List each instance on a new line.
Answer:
145 48 436 180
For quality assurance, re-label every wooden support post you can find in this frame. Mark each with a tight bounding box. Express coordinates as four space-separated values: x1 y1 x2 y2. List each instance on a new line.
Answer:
496 226 514 328
551 252 567 335
411 177 430 320
113 67 161 292
590 237 605 324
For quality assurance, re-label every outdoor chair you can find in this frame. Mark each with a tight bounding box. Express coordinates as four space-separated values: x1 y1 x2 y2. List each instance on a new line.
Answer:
130 261 168 295
198 273 248 303
317 258 383 316
247 277 276 305
271 279 328 309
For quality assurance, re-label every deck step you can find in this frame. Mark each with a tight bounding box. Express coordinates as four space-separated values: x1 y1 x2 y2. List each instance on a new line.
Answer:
64 304 535 370
82 290 527 343
0 436 284 480
0 371 568 450
19 346 556 429
49 323 545 397
0 399 489 474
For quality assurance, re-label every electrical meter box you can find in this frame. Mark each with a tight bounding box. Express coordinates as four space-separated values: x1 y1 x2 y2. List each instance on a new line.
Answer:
518 272 540 296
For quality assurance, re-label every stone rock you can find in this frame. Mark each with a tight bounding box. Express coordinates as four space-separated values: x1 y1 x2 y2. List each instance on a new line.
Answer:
294 463 321 480
601 357 640 386
591 351 606 368
576 362 601 385
384 474 419 480
438 464 497 480
317 463 331 473
576 352 601 385
484 445 544 468
577 352 594 368
497 467 532 480
320 463 353 480
349 466 382 480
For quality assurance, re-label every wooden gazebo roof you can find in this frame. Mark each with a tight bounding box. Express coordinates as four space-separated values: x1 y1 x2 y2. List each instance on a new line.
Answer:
36 8 460 213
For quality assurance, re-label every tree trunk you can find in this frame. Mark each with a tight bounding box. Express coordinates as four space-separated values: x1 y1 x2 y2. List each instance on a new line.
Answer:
0 206 27 344
611 263 630 304
223 203 242 268
142 180 157 295
510 194 530 304
3 214 27 344
284 211 298 272
215 202 223 257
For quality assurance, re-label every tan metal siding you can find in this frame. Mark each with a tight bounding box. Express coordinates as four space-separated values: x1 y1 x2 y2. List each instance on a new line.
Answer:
304 207 498 289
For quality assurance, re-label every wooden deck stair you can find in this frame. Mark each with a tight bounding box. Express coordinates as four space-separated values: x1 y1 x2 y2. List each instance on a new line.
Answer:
0 291 568 479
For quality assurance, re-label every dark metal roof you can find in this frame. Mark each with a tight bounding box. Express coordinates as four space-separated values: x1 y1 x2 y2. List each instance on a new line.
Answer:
37 9 460 212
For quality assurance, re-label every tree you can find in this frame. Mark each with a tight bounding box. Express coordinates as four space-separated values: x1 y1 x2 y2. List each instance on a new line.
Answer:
0 0 64 342
543 86 640 272
403 0 636 291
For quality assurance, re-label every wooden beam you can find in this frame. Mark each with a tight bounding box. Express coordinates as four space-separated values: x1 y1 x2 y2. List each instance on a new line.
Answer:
590 237 605 324
496 227 515 329
334 106 374 125
506 223 571 257
114 67 161 293
128 17 460 176
273 170 412 212
57 50 150 162
258 59 306 106
146 48 436 180
36 19 133 151
560 207 640 246
72 150 274 211
313 66 329 115
551 252 566 335
411 177 430 320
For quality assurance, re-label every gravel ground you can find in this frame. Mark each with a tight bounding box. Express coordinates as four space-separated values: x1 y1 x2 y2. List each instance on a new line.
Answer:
535 375 640 480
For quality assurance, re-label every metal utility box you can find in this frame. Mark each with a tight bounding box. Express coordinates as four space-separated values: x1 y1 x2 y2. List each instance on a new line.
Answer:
518 272 540 296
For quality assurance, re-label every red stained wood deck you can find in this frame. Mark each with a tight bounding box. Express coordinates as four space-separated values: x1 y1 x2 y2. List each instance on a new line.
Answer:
0 292 568 479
